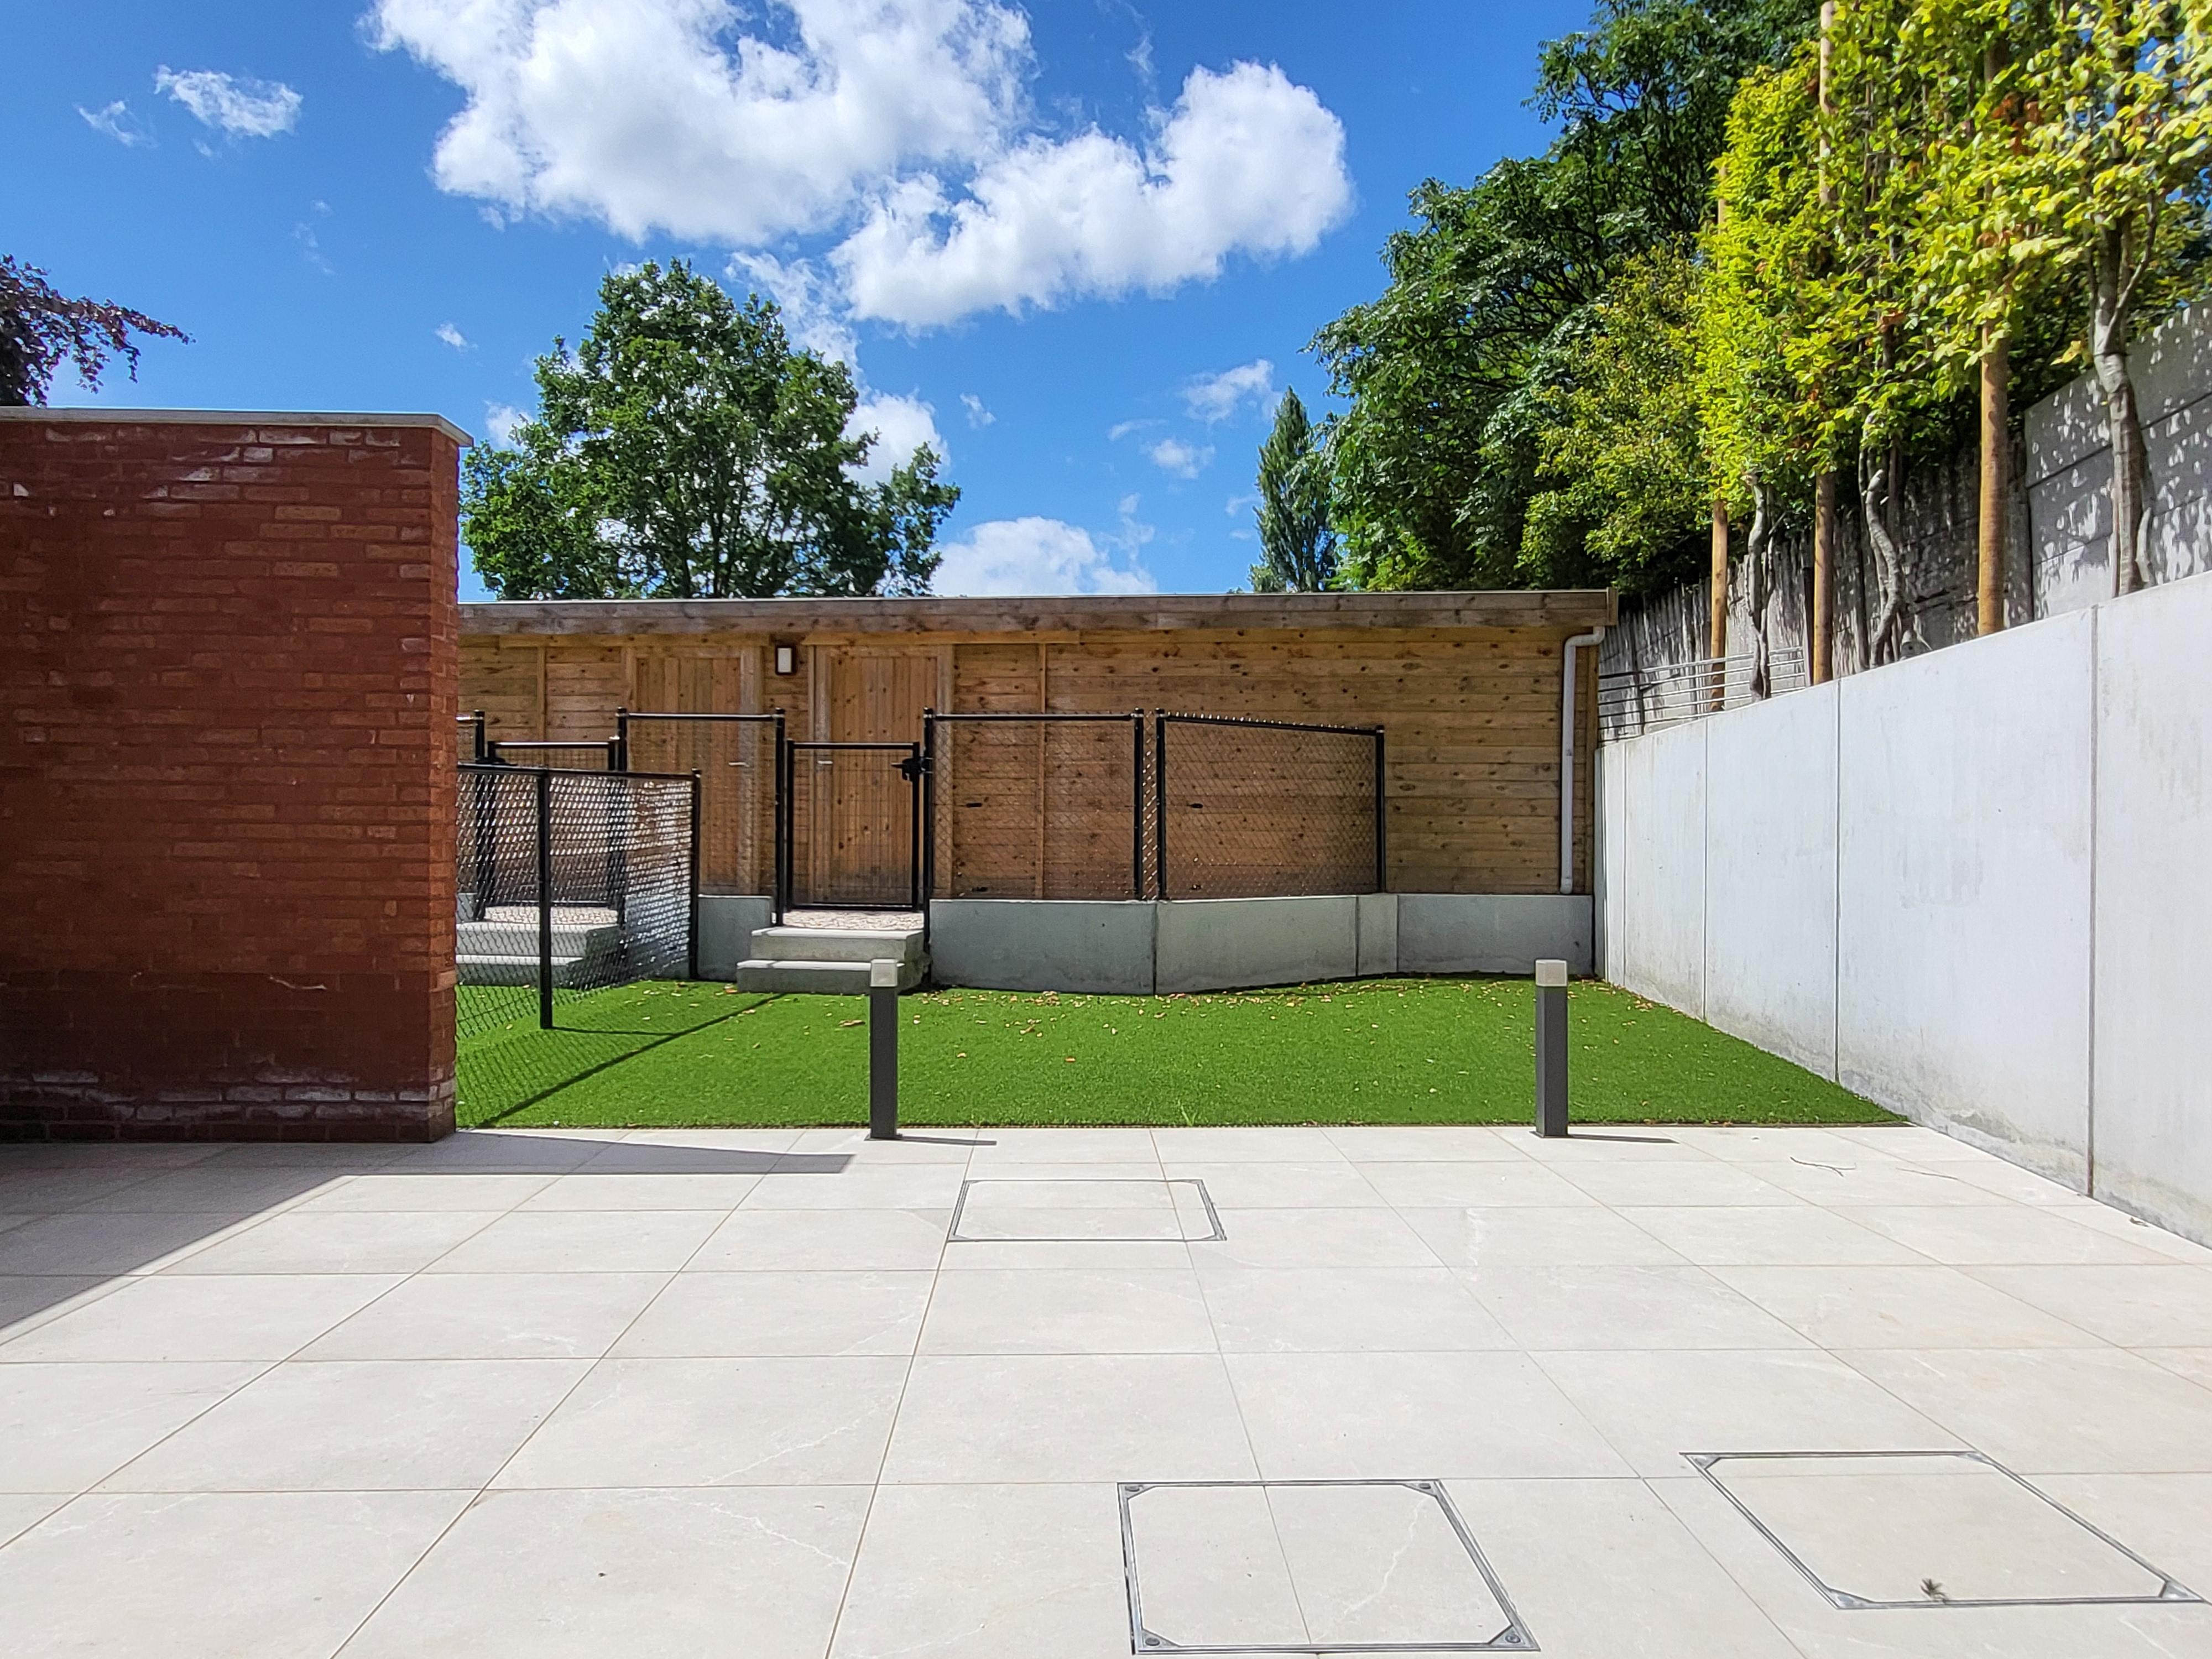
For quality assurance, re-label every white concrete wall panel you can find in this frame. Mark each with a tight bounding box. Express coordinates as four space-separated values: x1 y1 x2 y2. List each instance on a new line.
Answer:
2090 571 2212 1239
1355 893 1400 977
1395 895 1593 976
1701 685 1840 1077
1618 719 1708 1016
696 895 775 980
1834 617 2095 1182
928 900 1157 995
1596 745 1627 982
1154 896 1359 993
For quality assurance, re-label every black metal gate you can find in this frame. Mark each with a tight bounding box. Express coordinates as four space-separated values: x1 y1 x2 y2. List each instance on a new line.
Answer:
778 740 923 911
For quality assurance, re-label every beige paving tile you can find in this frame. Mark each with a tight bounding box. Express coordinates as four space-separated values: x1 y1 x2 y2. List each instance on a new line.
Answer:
2056 1202 2212 1264
0 1144 228 1172
190 1145 408 1172
1935 1157 2095 1204
102 1358 587 1491
1226 1351 1633 1479
340 1486 864 1659
0 1168 173 1211
294 1173 555 1212
2034 1473 2212 1598
1158 1160 1386 1208
1151 1126 1346 1162
622 1126 808 1154
298 1271 670 1360
0 1490 470 1659
1667 1126 1908 1165
1356 1160 1599 1208
0 1274 113 1335
938 1238 1199 1270
690 1206 950 1271
613 1270 933 1357
0 1213 30 1235
0 1274 400 1362
567 1144 783 1177
1322 1125 1533 1161
160 1210 502 1275
1840 1347 2212 1473
1191 1207 1442 1268
425 1208 723 1272
1715 1266 2110 1349
1450 1477 1802 1659
0 1209 270 1276
1267 1480 1516 1647
1553 1160 1803 1208
1122 1483 1305 1648
70 1168 347 1214
1835 1203 2176 1265
919 1266 1214 1354
1465 1266 1814 1350
881 1354 1255 1483
0 1361 261 1491
0 1491 67 1545
776 1125 971 1161
1824 1125 1994 1161
494 1357 906 1486
1741 1159 2015 1207
2138 1348 2212 1391
1196 1265 1514 1352
1400 1203 1691 1266
516 1173 762 1211
965 1127 1163 1164
741 1166 971 1210
1515 1129 1718 1163
828 1483 1135 1659
384 1130 607 1173
1618 1204 1929 1266
1966 1265 2212 1348
1534 1349 1961 1478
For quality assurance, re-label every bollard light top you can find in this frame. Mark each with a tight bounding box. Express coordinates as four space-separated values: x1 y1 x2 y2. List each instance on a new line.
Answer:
869 959 901 989
1535 959 1568 988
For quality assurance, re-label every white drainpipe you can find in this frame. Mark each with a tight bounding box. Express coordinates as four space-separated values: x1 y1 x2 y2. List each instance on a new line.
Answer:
1559 626 1606 894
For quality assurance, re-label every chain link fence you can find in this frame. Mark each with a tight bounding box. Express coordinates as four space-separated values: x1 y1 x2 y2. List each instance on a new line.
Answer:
781 742 922 910
456 763 698 1046
924 713 1146 901
1154 714 1385 899
619 711 782 901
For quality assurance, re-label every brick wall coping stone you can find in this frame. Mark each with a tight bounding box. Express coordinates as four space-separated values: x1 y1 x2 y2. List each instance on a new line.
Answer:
0 406 473 446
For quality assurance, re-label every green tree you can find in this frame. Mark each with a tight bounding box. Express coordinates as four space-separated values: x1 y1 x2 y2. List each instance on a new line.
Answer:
1315 0 1819 593
1249 390 1338 592
1 256 186 406
465 261 959 599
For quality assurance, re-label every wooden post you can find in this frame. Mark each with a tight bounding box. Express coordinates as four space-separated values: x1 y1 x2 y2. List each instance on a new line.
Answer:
1709 494 1730 709
1979 328 2010 635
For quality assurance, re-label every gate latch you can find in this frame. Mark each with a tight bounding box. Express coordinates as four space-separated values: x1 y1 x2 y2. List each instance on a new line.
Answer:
898 754 928 782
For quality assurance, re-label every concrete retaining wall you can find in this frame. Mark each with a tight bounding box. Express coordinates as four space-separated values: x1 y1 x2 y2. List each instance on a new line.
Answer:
696 896 775 981
924 893 1593 995
1597 569 2212 1241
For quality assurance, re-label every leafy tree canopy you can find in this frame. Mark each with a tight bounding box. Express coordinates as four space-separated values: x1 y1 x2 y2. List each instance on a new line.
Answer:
466 261 959 599
1250 389 1338 592
0 256 187 406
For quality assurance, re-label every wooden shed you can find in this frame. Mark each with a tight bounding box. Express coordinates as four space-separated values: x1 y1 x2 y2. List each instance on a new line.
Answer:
460 591 1617 914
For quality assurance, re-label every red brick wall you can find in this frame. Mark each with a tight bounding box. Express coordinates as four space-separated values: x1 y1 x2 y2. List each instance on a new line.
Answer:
0 413 462 1139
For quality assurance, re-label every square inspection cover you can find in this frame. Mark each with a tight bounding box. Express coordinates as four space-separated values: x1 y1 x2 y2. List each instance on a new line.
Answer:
1689 1451 2204 1610
948 1178 1225 1243
1119 1479 1535 1653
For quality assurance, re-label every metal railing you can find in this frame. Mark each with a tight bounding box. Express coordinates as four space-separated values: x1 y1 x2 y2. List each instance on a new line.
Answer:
1598 648 1812 740
616 711 785 918
921 711 1147 906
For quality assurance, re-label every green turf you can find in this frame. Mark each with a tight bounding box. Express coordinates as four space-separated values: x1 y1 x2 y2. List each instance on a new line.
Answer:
455 977 1895 1129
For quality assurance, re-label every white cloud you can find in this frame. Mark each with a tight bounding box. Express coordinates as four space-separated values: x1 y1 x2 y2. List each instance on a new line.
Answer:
729 251 858 367
154 67 302 138
79 100 151 147
833 62 1351 326
436 322 471 350
369 0 1030 245
931 515 1155 596
1145 437 1212 478
847 392 945 483
485 402 528 445
959 392 994 427
1184 358 1274 424
1106 418 1156 442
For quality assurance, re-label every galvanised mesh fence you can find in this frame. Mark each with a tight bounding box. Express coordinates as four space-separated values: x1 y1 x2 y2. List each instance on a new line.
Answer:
485 739 618 770
618 711 782 902
456 763 698 1046
924 713 1146 901
1153 714 1385 899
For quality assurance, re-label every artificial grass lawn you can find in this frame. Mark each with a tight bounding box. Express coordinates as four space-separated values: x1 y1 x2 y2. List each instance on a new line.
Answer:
456 976 1895 1130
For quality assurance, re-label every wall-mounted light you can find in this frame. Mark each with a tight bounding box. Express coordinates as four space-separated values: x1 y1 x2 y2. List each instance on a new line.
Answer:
774 644 797 676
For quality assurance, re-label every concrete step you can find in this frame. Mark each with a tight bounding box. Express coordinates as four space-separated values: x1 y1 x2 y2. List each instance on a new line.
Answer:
747 926 925 967
458 952 599 988
458 920 620 958
732 956 926 995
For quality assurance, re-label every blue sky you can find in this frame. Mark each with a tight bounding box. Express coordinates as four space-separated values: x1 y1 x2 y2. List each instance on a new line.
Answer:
8 1 1579 597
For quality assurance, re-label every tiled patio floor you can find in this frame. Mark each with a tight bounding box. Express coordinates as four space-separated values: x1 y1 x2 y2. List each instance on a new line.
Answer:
4 1123 2211 1657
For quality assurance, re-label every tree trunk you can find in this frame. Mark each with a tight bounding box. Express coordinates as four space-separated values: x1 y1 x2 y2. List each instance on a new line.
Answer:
1708 494 1729 711
1745 478 1772 700
1861 445 1906 665
2090 225 2152 596
1979 328 2008 633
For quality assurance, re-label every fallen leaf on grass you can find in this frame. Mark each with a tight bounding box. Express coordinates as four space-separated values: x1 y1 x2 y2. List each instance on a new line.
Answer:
839 1018 864 1028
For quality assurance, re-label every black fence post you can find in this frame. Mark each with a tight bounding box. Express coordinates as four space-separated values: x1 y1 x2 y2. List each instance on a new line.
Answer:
906 742 922 912
1153 710 1168 901
471 709 487 763
869 959 900 1139
770 709 787 926
687 770 703 983
1131 711 1145 900
920 712 936 948
536 767 554 1030
614 707 629 774
1535 959 1568 1136
1373 726 1389 893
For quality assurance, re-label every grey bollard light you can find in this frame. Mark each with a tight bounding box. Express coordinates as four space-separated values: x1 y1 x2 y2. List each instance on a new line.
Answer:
868 959 901 1140
1534 959 1569 1138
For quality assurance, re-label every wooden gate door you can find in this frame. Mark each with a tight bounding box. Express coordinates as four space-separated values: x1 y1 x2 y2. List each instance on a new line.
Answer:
804 652 936 907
